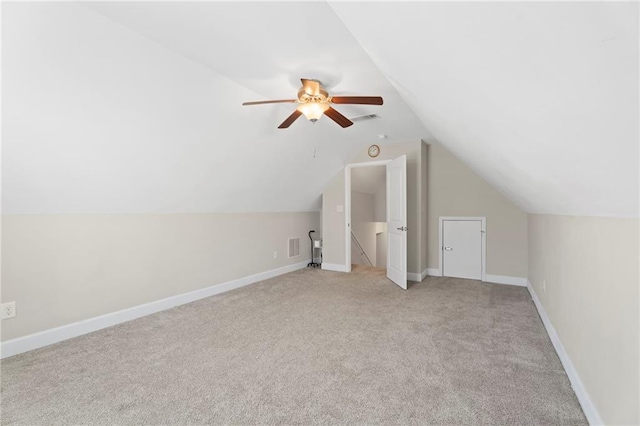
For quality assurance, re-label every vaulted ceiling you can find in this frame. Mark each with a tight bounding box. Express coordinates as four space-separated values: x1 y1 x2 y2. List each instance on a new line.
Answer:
331 1 638 217
3 2 637 216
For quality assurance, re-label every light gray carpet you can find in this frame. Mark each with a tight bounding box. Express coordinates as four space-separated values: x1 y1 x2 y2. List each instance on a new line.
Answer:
1 266 586 425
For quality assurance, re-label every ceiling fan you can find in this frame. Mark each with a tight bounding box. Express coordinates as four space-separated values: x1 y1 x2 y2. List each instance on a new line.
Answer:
242 78 383 129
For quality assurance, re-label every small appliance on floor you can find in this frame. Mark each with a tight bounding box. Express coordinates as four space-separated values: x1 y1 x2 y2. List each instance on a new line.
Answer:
307 230 322 268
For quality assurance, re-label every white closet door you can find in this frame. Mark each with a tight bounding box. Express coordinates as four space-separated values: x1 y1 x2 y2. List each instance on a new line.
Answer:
442 220 482 280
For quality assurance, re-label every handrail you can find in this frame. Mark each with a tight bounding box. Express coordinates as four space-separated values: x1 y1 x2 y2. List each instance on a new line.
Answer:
351 231 373 267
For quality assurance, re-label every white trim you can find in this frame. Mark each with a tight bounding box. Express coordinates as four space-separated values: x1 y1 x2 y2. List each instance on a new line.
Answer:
527 280 602 425
345 160 391 274
321 263 349 272
1 260 312 359
426 268 440 277
438 216 487 281
485 274 527 287
408 268 431 282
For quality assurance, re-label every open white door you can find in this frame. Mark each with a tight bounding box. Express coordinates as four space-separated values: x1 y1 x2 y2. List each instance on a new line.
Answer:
386 155 407 289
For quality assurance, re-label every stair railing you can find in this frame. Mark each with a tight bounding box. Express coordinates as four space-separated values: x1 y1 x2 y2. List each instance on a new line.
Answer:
351 231 373 267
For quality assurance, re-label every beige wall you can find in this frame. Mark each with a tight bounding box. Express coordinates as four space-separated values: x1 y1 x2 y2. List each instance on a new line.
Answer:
351 192 374 224
426 142 528 277
321 171 346 266
528 214 639 425
350 191 376 266
1 212 319 341
373 184 386 223
323 140 527 278
322 140 423 273
376 225 388 269
421 142 428 272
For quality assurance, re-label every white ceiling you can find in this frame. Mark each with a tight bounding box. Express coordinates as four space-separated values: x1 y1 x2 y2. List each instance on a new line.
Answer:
3 2 637 217
2 2 427 214
331 1 638 217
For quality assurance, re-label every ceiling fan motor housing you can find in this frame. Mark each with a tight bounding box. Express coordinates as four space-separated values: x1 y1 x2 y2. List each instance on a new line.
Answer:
297 86 329 103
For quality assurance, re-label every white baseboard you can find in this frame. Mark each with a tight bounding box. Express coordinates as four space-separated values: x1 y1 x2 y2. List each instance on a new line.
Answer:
407 272 421 282
321 263 348 272
485 274 527 287
408 269 433 282
527 280 602 425
408 268 433 282
426 268 440 277
1 260 311 359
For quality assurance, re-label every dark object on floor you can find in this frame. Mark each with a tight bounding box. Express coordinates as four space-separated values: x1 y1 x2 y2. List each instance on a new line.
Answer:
307 230 320 268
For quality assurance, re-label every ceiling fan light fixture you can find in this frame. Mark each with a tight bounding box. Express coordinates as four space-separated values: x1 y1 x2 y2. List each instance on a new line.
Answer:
297 101 329 123
243 78 382 128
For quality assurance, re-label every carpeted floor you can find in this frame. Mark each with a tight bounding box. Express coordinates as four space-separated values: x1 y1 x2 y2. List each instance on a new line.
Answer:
1 266 586 425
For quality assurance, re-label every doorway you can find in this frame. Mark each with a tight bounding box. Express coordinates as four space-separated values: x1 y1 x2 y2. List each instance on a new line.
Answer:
345 156 408 289
349 165 387 269
438 217 486 281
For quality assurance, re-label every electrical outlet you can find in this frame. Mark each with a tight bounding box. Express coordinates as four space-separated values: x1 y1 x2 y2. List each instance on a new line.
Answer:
1 302 16 320
542 280 546 293
273 251 278 259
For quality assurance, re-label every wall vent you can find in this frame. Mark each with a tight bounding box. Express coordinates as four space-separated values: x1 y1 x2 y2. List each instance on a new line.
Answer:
288 237 300 258
350 113 379 122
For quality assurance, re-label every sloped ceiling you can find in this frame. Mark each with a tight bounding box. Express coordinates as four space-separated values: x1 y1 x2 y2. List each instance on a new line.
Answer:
3 2 637 217
331 1 638 217
2 2 427 214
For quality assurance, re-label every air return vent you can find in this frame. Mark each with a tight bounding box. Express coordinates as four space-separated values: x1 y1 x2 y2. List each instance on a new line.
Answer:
350 113 379 122
288 237 300 258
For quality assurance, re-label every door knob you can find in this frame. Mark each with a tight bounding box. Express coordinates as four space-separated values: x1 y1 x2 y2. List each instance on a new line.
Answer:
444 246 453 251
397 226 407 231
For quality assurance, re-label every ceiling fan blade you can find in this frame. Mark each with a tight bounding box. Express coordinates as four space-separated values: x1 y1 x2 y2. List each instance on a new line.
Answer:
278 110 303 129
301 78 320 96
324 107 353 128
242 99 297 106
330 96 384 105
